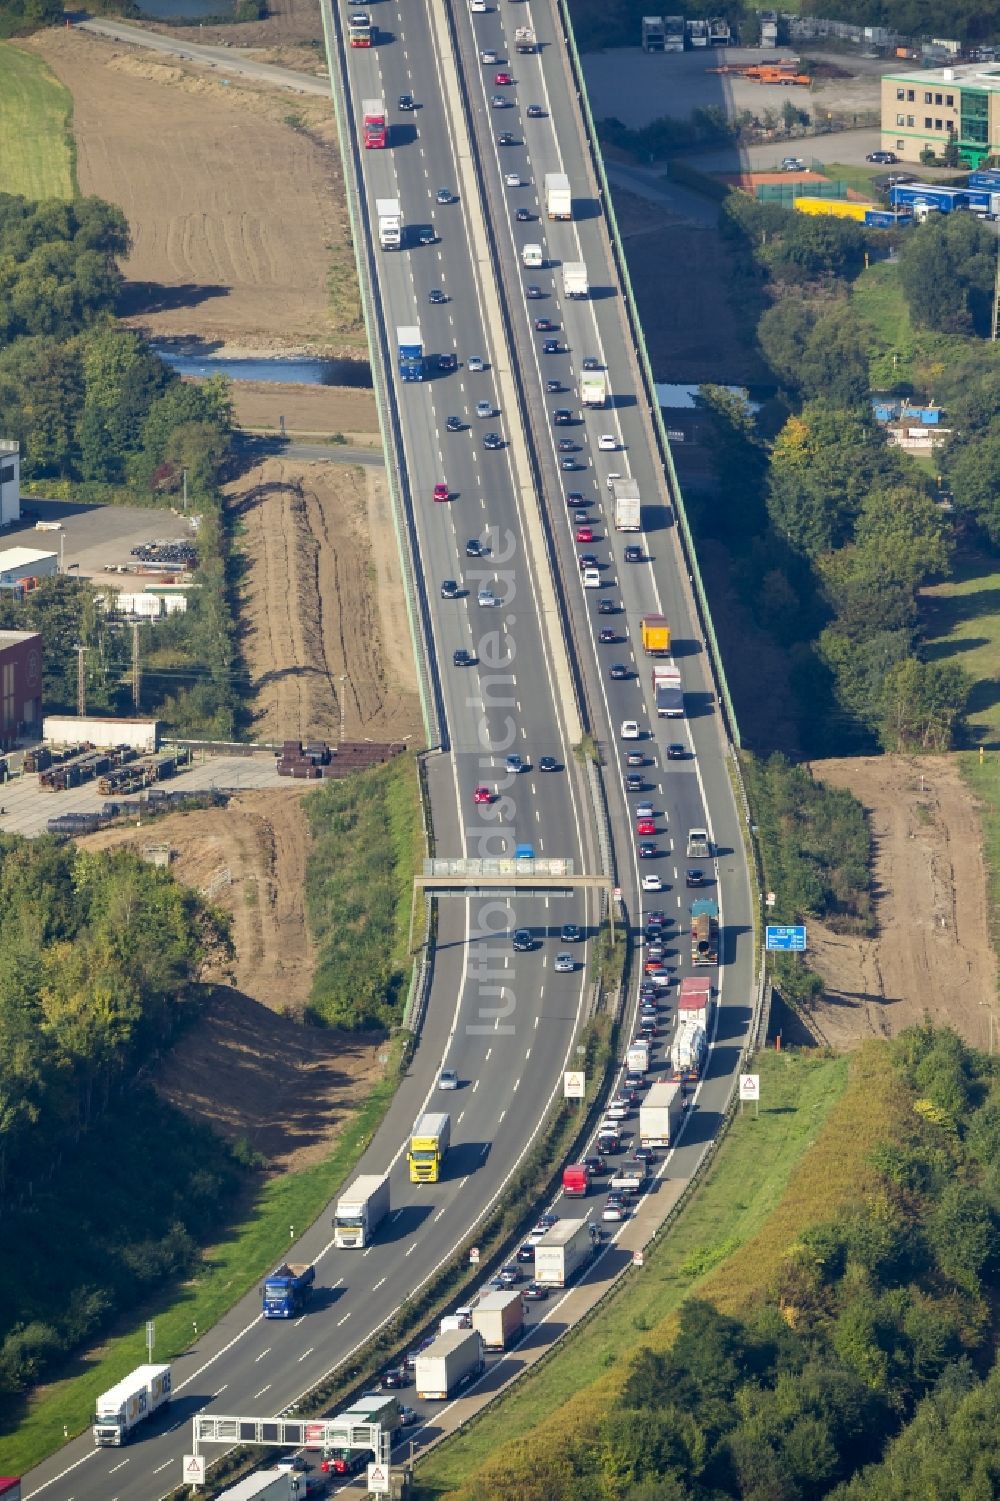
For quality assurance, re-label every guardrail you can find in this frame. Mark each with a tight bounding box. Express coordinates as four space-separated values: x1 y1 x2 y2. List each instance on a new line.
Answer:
319 0 442 752
552 0 740 748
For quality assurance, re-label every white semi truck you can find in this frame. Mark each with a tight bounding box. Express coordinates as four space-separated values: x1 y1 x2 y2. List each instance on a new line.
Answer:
415 1328 485 1399
533 1218 597 1286
639 1080 685 1148
376 197 401 249
545 172 572 220
93 1364 172 1446
333 1173 390 1248
562 261 588 297
612 477 641 532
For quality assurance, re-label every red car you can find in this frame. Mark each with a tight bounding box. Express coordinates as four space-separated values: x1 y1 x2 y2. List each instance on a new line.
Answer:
433 482 449 502
636 818 656 836
473 785 492 805
575 525 594 543
494 71 513 85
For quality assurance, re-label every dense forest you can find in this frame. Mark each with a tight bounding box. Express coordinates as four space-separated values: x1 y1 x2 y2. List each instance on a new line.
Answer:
0 194 240 736
689 198 984 758
453 1027 1000 1501
0 837 248 1407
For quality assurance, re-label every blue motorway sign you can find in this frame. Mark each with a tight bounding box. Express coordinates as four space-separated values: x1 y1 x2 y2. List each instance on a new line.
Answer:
766 925 807 953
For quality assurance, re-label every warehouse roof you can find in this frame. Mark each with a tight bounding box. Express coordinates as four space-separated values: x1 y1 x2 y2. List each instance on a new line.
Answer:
0 546 57 569
886 61 1000 90
0 630 39 647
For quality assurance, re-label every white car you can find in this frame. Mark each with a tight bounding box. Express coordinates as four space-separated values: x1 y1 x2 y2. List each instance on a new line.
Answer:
438 1068 459 1090
505 172 521 187
476 399 493 418
481 48 497 62
477 587 500 607
604 1101 629 1120
597 435 617 451
605 471 622 491
583 566 601 589
602 1202 628 1222
468 355 485 372
621 720 640 739
635 802 654 820
553 952 574 973
642 873 662 892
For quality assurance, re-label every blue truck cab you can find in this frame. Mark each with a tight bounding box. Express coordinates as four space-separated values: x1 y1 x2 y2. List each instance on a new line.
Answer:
262 1261 316 1318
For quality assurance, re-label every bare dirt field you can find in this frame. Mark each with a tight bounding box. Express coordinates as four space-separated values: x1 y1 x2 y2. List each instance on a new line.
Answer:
229 381 379 440
228 456 422 746
24 26 355 355
806 755 997 1051
79 790 384 1170
160 0 327 71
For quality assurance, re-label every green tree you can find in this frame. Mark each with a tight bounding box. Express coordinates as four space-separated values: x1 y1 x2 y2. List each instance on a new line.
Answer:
898 213 996 336
77 323 172 482
768 403 899 558
878 658 972 752
947 419 1000 546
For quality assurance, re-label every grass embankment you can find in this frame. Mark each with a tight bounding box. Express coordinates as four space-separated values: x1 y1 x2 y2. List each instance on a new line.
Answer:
0 42 75 199
851 259 969 391
819 160 882 197
415 1046 898 1499
923 553 1000 749
306 754 425 1029
7 760 426 1475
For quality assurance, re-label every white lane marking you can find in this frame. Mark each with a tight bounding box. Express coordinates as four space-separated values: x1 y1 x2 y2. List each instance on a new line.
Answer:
297 1347 315 1362
254 1347 270 1363
108 1462 129 1475
252 1385 271 1401
337 1313 352 1326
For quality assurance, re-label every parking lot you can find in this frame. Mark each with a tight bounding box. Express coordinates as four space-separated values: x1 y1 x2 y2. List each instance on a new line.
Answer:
0 751 288 838
2 495 195 582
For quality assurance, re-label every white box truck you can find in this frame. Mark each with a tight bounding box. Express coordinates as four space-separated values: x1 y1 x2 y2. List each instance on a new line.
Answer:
472 1290 524 1351
562 261 588 297
545 172 572 220
93 1364 172 1446
376 197 401 249
612 477 641 532
415 1328 484 1399
653 662 684 717
639 1080 685 1148
533 1218 597 1286
627 1039 651 1074
333 1173 390 1248
580 371 607 408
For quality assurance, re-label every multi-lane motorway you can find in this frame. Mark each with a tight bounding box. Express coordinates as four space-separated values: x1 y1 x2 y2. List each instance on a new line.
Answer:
24 2 753 1496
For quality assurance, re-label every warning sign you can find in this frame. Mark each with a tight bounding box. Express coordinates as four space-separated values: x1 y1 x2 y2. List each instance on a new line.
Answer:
367 1460 390 1495
739 1074 760 1102
183 1454 206 1483
563 1071 585 1099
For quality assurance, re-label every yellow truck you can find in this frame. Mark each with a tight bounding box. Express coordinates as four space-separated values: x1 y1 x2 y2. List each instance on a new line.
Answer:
640 615 671 655
408 1111 451 1183
793 196 873 222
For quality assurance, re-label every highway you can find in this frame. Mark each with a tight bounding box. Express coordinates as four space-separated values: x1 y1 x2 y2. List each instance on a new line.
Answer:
25 6 598 1501
24 1 754 1496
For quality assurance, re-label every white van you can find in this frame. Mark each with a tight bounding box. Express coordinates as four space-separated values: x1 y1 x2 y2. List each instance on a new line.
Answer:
583 567 600 589
521 243 543 268
470 0 486 11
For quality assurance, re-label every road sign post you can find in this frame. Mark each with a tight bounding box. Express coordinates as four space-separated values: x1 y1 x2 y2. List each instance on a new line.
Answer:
739 1073 760 1117
368 1460 391 1494
146 1319 155 1363
183 1454 206 1488
563 1070 585 1100
765 925 807 952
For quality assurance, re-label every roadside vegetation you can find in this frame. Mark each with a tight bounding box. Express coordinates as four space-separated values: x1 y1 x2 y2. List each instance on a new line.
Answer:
417 1030 1000 1501
0 42 74 199
305 754 425 1030
743 753 871 1011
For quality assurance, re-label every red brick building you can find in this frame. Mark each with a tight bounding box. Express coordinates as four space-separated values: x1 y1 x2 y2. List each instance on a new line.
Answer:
0 630 42 748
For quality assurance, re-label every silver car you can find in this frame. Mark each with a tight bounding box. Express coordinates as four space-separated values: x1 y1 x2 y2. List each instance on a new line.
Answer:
476 399 493 418
438 1068 459 1090
553 952 574 973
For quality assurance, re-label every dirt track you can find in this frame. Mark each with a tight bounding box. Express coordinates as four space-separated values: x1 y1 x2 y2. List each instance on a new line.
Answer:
229 457 422 746
806 755 996 1051
25 26 351 354
229 381 379 440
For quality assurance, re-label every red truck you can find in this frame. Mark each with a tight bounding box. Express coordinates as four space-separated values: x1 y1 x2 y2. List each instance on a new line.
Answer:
562 1162 590 1197
362 98 387 149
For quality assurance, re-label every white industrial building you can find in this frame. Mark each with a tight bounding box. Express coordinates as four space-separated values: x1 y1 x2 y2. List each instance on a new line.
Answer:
0 546 58 586
43 715 160 753
0 441 19 528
